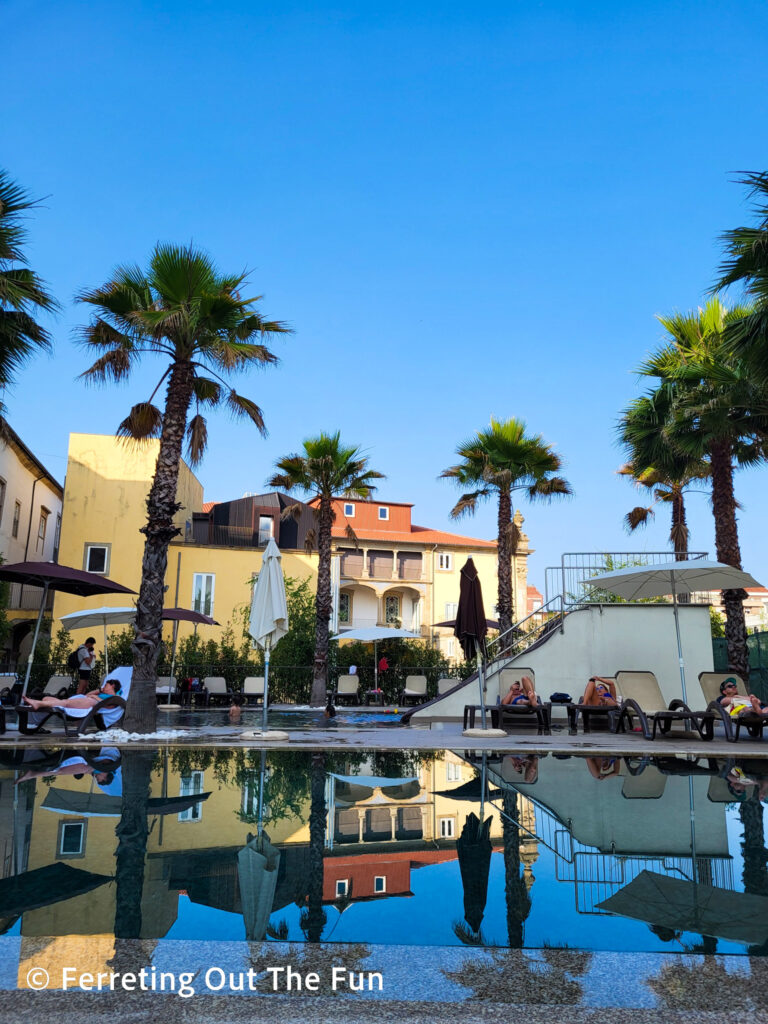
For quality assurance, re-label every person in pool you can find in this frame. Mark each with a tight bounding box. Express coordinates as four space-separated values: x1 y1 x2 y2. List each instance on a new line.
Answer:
21 677 122 711
501 676 537 706
581 676 618 707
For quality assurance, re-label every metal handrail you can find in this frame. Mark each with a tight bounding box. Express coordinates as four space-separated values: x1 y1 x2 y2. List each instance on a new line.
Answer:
485 595 565 665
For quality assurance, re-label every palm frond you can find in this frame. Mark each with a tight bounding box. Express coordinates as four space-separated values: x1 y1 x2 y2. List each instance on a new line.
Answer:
625 506 654 531
116 402 163 441
226 390 266 435
185 414 208 465
78 347 134 385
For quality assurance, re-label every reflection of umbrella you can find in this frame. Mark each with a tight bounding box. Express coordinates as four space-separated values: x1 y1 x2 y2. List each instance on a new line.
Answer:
456 811 493 933
0 862 113 917
0 561 135 694
433 778 502 802
237 831 281 941
333 625 421 688
586 560 762 704
597 869 768 946
249 538 290 730
329 773 420 802
59 605 137 677
41 787 211 817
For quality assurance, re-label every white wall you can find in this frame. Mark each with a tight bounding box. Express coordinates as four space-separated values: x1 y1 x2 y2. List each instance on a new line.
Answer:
410 603 715 719
0 439 62 564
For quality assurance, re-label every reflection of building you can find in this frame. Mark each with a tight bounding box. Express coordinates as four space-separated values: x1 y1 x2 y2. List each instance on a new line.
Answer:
0 417 63 666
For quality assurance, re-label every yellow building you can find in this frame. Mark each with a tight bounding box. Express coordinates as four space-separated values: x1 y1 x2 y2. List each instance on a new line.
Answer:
54 434 528 664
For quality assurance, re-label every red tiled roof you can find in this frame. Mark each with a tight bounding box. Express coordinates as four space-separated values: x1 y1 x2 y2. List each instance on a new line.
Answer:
201 501 217 513
331 524 495 548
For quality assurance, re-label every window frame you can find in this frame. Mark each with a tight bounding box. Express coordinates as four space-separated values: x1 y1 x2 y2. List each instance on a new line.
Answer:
57 818 86 858
192 572 215 618
384 594 400 624
439 817 455 839
437 552 453 571
257 515 274 547
335 879 349 897
373 875 386 894
377 506 389 521
84 543 111 575
343 502 355 518
36 506 50 552
11 500 20 539
339 591 351 624
0 478 6 527
178 770 205 822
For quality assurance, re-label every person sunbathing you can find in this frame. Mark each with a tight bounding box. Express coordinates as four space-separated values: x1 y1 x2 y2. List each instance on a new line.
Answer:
21 677 121 711
581 676 618 707
717 678 768 717
501 676 537 706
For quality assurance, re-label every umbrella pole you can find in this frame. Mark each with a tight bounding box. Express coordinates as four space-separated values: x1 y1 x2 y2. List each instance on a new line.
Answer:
671 577 688 705
477 652 487 730
261 639 270 733
168 619 180 705
103 620 109 678
374 640 378 690
480 750 487 820
257 748 267 841
22 581 49 697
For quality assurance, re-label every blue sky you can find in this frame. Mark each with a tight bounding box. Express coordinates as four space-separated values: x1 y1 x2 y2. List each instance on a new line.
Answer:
4 0 768 592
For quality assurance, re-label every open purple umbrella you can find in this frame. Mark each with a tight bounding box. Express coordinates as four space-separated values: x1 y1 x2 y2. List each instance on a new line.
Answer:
162 608 220 705
0 561 135 694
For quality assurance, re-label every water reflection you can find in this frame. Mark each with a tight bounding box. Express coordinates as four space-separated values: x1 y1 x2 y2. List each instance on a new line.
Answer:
0 747 767 960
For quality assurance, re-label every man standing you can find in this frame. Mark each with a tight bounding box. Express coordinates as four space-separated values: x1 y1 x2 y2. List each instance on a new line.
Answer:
76 637 96 694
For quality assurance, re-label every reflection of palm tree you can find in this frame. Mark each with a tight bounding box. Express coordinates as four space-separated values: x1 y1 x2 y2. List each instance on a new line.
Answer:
740 791 768 956
301 751 327 942
247 942 375 995
648 958 762 1011
502 789 531 948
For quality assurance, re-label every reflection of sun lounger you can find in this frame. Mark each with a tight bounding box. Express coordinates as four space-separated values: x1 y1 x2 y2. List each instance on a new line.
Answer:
16 667 131 737
621 768 666 800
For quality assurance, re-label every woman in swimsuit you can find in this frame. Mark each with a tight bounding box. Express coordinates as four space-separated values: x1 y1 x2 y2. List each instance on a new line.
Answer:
21 677 121 711
582 676 618 707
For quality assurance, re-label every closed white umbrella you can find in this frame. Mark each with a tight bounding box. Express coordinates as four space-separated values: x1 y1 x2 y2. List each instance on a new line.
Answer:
584 559 762 704
248 539 289 734
59 605 137 677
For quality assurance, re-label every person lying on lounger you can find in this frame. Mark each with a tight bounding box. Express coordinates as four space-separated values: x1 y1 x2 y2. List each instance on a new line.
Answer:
21 676 122 712
503 753 539 784
716 678 768 717
501 676 537 706
581 676 618 707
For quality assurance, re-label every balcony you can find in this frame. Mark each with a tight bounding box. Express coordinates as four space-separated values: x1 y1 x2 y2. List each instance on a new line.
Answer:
6 582 54 613
338 548 423 581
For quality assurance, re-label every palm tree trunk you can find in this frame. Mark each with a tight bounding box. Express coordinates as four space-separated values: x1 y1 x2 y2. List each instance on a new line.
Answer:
709 439 749 680
304 751 327 942
311 493 333 705
671 490 690 603
128 361 195 732
497 487 513 645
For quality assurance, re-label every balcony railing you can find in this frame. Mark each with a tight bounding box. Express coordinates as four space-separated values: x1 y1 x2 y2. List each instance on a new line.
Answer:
6 582 54 612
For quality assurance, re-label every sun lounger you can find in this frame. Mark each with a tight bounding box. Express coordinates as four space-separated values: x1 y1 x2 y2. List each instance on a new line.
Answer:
612 670 707 741
16 667 131 737
493 669 550 733
155 676 177 703
401 675 427 706
43 675 74 699
437 677 459 696
334 675 359 706
202 676 230 706
242 676 266 706
567 677 622 734
697 671 765 743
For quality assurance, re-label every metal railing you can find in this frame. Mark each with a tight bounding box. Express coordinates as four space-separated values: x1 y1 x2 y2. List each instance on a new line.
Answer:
544 551 710 607
485 595 566 665
6 582 54 612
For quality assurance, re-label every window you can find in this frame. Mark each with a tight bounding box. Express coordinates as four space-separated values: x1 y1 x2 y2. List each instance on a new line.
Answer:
0 478 5 526
36 507 49 552
377 506 389 521
58 820 86 857
343 503 355 518
385 595 400 624
85 543 110 574
53 513 62 559
339 592 351 624
439 817 455 838
438 553 453 571
241 770 264 817
446 637 455 658
257 515 273 547
444 602 458 619
11 501 20 539
374 875 386 894
335 879 349 897
446 761 461 782
179 771 205 822
192 573 215 617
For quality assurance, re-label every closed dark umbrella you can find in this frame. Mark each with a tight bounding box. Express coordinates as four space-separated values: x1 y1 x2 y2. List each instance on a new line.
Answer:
456 811 493 933
0 561 135 694
454 558 488 661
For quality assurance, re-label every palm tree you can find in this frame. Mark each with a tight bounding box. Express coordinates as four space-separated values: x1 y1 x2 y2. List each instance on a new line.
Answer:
78 243 289 731
635 298 768 678
716 171 768 382
0 170 58 408
441 418 571 639
618 393 710 559
268 432 384 706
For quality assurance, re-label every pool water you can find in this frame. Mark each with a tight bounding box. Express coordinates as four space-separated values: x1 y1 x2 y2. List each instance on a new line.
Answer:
0 746 766 964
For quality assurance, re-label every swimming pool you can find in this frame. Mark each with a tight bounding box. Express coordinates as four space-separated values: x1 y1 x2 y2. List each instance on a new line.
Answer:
0 745 765 963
